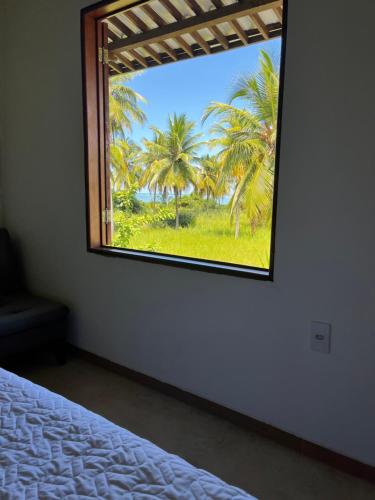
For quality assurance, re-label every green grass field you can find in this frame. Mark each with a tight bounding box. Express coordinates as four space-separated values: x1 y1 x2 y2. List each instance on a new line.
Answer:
124 208 271 268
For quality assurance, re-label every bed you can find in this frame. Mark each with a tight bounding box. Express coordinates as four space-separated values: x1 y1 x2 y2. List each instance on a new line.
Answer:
0 368 255 499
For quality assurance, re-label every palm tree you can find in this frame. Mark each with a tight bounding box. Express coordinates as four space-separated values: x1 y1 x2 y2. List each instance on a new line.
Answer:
109 73 147 141
229 50 279 155
206 109 271 238
196 154 222 201
110 138 142 191
203 50 279 238
140 129 167 206
141 114 202 228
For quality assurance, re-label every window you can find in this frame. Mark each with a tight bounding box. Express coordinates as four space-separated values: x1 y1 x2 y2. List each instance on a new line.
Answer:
82 0 287 278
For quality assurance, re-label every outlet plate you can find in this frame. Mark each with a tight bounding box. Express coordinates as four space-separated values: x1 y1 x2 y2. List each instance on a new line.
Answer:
311 321 331 353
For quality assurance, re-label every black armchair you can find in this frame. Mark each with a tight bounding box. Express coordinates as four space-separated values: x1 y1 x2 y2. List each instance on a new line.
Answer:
0 229 69 364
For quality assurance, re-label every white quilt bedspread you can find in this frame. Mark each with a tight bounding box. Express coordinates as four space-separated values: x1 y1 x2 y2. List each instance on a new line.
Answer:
0 368 255 499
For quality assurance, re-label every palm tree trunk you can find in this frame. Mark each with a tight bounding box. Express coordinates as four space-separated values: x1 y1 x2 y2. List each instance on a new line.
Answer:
235 206 240 239
174 187 179 229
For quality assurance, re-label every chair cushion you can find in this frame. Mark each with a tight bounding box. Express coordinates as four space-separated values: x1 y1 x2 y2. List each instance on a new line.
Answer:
0 229 22 295
0 294 69 337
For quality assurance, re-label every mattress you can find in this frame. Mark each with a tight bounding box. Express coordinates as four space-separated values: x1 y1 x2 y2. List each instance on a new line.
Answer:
0 368 255 499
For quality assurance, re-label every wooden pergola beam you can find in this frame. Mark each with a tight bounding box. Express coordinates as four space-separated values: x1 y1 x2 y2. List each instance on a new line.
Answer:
229 19 248 45
143 45 162 64
159 0 183 21
249 12 269 39
158 40 178 61
109 0 281 55
274 6 283 23
116 53 136 70
123 10 149 32
191 31 210 55
209 25 229 49
111 24 283 75
141 4 166 27
127 48 148 67
109 60 122 73
107 28 120 42
174 35 193 57
109 15 134 37
184 0 204 16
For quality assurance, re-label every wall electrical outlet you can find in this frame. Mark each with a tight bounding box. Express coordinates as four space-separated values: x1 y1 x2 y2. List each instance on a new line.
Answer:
311 321 331 353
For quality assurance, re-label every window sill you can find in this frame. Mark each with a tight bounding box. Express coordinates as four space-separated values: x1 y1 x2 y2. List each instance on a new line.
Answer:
88 246 272 280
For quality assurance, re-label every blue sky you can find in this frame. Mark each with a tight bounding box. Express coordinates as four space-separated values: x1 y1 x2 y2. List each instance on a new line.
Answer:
125 38 281 147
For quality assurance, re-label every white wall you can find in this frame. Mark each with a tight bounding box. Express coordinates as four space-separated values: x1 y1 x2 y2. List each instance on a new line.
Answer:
1 0 375 466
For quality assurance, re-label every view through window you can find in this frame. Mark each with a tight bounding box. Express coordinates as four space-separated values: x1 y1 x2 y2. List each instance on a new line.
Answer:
91 0 285 275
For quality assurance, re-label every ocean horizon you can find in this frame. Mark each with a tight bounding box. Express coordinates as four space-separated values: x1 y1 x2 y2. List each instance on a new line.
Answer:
135 191 231 205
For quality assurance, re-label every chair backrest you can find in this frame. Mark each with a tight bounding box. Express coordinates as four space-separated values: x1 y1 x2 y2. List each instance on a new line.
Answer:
0 229 22 295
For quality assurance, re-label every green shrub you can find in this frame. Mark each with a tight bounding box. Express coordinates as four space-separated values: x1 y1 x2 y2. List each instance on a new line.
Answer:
112 187 144 214
130 197 143 214
179 194 218 211
112 206 173 248
165 210 196 228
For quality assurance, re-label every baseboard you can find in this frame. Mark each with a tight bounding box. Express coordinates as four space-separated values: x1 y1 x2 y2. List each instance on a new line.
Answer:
69 344 375 484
